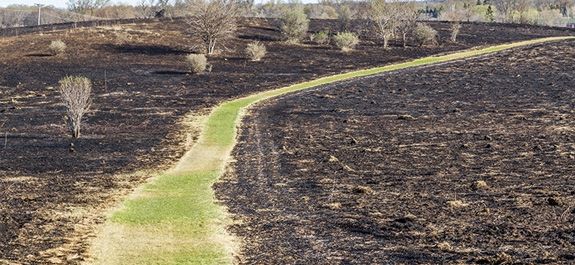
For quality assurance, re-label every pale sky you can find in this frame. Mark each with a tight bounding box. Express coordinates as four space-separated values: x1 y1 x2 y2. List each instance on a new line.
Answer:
0 0 144 8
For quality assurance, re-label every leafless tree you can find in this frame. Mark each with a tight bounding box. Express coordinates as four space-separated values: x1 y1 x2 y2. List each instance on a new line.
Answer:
395 2 418 47
442 7 465 42
58 76 92 138
493 0 516 21
186 0 238 55
138 0 155 18
0 9 27 28
493 0 534 22
516 0 534 23
67 0 111 15
369 0 398 49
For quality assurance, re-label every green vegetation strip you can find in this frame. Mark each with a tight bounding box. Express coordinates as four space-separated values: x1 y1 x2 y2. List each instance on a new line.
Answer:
89 36 574 265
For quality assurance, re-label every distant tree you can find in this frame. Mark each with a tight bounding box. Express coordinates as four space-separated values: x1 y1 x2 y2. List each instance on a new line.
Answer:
0 8 27 27
279 5 310 44
486 5 495 21
186 0 238 54
67 0 111 15
138 0 155 18
442 7 465 42
493 0 514 21
556 0 574 16
155 0 172 17
369 0 398 49
395 2 418 47
337 5 353 31
236 0 256 15
516 0 534 23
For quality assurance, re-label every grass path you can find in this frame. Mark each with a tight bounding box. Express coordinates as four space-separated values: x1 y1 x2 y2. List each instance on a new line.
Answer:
88 36 574 265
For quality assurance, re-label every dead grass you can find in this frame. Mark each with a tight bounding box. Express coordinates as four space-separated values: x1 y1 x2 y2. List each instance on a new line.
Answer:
447 200 469 208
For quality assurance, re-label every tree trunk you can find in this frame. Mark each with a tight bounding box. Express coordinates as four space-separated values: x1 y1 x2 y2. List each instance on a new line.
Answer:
383 36 389 49
402 33 407 48
207 38 216 55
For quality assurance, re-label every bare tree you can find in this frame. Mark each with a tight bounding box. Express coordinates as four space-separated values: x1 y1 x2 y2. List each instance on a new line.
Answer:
58 76 92 139
0 9 27 28
186 0 238 55
155 0 172 17
493 0 515 21
138 0 155 18
442 6 465 42
369 0 398 49
67 0 111 15
337 5 353 32
516 0 534 23
395 2 418 48
493 0 536 22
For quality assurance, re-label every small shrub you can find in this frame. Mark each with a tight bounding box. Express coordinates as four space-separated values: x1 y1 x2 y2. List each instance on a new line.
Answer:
312 31 330 45
186 54 207 74
279 6 310 44
245 42 267 61
58 76 92 138
414 23 438 47
49 40 67 55
332 32 359 52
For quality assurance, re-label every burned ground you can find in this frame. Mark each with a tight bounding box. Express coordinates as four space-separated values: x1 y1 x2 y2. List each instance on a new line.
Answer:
216 40 575 264
0 18 573 263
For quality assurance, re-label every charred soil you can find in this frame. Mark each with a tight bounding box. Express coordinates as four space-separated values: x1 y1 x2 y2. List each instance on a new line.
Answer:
216 41 575 264
0 18 573 263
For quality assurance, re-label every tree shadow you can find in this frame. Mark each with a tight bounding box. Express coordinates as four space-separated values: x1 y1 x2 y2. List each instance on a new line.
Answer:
153 70 189 75
101 44 193 55
25 53 53 57
238 34 279 42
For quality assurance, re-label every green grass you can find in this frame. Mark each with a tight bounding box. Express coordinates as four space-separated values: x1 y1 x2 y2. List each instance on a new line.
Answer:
88 36 574 265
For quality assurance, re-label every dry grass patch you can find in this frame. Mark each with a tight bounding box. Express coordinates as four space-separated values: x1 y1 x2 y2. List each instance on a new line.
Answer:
447 200 469 208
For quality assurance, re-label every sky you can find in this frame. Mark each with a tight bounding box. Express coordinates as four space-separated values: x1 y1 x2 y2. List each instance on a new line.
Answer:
0 0 143 8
